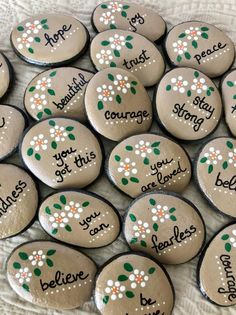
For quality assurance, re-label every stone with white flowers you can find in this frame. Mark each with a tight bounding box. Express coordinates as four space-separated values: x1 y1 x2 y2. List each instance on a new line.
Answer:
124 191 205 264
10 14 89 66
92 1 166 42
6 240 97 309
90 29 165 87
154 67 222 140
38 190 121 248
0 163 38 239
24 67 93 121
198 222 236 306
165 21 235 78
107 133 192 198
84 68 152 141
0 53 12 98
196 137 236 217
94 252 174 315
20 117 103 189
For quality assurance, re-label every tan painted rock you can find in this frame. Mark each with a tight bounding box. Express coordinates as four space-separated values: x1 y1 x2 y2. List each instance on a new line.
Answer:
0 53 12 98
124 192 205 264
7 241 97 309
20 117 103 189
221 69 236 136
198 223 236 306
11 14 89 66
39 190 121 248
94 252 174 315
84 68 152 141
24 67 94 121
0 163 38 239
107 133 192 198
196 137 236 217
0 105 27 160
155 67 222 141
165 21 235 78
90 29 165 86
92 1 166 42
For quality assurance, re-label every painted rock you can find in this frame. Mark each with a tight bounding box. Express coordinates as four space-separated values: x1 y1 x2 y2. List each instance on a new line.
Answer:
39 190 121 248
24 67 94 121
124 192 205 264
198 223 236 306
0 163 38 239
165 21 235 78
84 68 152 141
221 69 236 136
11 14 89 66
107 133 192 198
90 29 165 87
0 105 27 160
0 53 12 98
92 1 166 42
196 137 236 218
154 67 222 141
7 240 97 309
94 252 174 315
20 118 103 189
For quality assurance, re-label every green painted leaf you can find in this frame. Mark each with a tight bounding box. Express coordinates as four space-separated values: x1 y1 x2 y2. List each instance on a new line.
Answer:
103 295 109 304
233 95 236 100
227 81 234 87
131 81 137 86
124 263 133 272
166 85 171 91
194 71 199 78
151 142 160 147
121 10 127 17
118 275 128 281
201 27 209 31
185 52 191 60
131 87 136 94
27 148 33 156
114 49 120 57
110 23 117 29
123 5 130 9
82 201 90 207
125 42 133 49
45 206 51 215
34 37 40 42
46 258 53 267
223 161 228 170
35 153 41 161
53 203 62 210
43 24 49 30
50 71 57 77
144 157 149 165
169 207 176 213
153 148 160 155
116 94 122 104
22 284 29 292
28 47 34 54
101 4 107 8
149 198 156 206
52 228 58 235
192 40 198 49
187 90 191 97
126 291 135 298
37 112 43 119
126 145 133 151
13 262 21 269
49 120 55 126
60 195 66 205
122 178 128 185
115 155 121 162
19 252 28 260
141 240 147 247
101 40 110 46
206 90 211 96
110 61 116 67
130 177 139 183
225 243 232 252
44 108 52 115
17 26 24 31
153 223 158 232
129 214 136 222
108 73 114 81
200 157 207 163
177 55 182 62
65 224 72 232
41 18 47 24
34 268 41 276
68 133 75 140
126 35 133 41
201 32 208 39
65 126 74 132
51 141 57 149
48 89 55 96
170 215 177 221
208 164 213 174
178 33 186 38
98 101 104 110
221 234 229 240
130 237 138 244
148 267 156 274
209 87 214 91
29 86 35 92
227 141 233 149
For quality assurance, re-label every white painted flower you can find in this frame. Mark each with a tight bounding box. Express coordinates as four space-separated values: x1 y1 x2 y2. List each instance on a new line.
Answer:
185 26 202 41
30 134 48 151
36 77 51 91
28 250 46 267
15 267 32 284
97 84 115 102
99 12 115 25
96 49 113 65
30 93 47 110
109 34 125 50
114 74 131 93
204 147 223 165
191 77 208 94
228 148 236 167
229 230 236 248
16 33 34 49
50 125 68 142
129 269 149 289
117 158 137 177
108 1 123 12
171 76 188 94
49 212 69 228
133 220 151 239
134 140 152 158
105 280 126 300
152 205 170 223
25 20 42 34
64 201 83 219
172 40 188 55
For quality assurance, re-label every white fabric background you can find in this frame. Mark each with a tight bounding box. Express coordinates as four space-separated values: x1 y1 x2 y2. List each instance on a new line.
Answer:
0 0 236 314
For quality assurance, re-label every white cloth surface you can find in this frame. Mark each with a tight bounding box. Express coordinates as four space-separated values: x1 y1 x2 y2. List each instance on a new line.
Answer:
0 0 236 314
